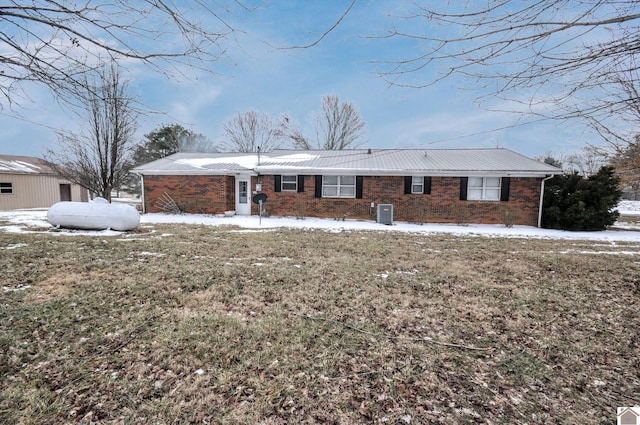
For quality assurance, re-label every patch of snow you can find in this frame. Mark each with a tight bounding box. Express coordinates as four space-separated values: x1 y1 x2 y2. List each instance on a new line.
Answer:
137 251 165 257
3 284 31 292
1 243 27 250
560 249 640 255
0 202 639 241
176 153 318 171
271 153 317 162
616 200 640 216
376 269 420 279
138 213 640 242
177 155 258 170
510 396 523 405
0 159 41 173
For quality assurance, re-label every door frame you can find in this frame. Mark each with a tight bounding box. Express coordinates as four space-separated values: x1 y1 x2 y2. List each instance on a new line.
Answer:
235 176 251 215
59 183 72 202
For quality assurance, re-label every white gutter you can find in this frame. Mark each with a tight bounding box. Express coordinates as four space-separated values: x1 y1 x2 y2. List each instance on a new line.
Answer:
537 175 555 228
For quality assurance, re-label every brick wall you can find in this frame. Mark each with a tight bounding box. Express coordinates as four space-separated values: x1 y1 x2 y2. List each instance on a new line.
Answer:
143 174 544 226
143 175 234 214
256 175 543 226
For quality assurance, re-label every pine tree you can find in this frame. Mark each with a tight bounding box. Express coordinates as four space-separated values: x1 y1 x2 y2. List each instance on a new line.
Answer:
542 166 621 231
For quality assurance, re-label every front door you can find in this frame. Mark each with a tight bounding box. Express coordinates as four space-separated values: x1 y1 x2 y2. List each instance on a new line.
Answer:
235 178 251 215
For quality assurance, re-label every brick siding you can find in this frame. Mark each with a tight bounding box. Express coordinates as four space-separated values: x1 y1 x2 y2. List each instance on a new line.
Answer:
143 175 234 214
143 174 544 226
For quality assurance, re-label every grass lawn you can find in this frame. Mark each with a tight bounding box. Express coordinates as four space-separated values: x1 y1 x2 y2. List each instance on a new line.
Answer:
1 223 639 424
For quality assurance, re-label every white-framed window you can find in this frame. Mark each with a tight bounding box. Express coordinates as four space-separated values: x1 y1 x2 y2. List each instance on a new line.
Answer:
0 182 13 194
468 177 501 201
322 175 356 198
411 176 423 194
281 175 297 191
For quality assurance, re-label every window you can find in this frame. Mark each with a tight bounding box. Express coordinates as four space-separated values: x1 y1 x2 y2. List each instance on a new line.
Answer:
238 180 248 204
405 176 431 195
281 175 297 191
322 175 356 198
468 177 501 200
411 176 423 194
0 182 13 194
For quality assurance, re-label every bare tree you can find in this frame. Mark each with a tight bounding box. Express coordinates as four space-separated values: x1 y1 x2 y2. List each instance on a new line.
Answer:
283 95 367 150
221 110 286 152
609 137 640 196
45 64 138 201
565 147 607 177
0 2 247 108
375 2 640 126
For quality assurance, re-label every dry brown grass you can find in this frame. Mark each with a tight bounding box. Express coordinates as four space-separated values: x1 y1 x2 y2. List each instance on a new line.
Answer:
1 224 639 424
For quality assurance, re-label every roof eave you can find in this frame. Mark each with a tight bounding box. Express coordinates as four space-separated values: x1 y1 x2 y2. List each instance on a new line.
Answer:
132 169 257 176
0 171 57 176
256 167 561 177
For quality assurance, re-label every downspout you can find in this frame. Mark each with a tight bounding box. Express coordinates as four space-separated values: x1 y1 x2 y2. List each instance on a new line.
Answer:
140 174 146 214
537 175 554 228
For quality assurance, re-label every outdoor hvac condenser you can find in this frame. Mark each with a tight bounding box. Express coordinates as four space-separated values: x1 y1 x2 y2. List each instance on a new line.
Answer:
377 204 393 225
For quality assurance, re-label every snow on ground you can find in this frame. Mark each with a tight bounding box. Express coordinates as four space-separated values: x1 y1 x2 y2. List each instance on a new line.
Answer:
0 203 639 241
617 200 640 216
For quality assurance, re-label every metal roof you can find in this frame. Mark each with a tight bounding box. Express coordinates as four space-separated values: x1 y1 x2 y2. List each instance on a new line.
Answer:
0 154 55 175
132 149 562 177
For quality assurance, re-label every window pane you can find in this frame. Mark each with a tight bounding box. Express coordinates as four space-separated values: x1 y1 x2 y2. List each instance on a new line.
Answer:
282 183 297 191
468 189 483 200
0 182 12 194
485 177 501 188
340 176 356 185
282 175 297 191
323 186 337 197
468 177 483 188
340 186 355 197
239 181 248 203
324 176 338 185
485 189 500 200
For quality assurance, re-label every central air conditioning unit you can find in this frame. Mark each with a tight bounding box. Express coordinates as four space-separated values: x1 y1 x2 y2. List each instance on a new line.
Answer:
377 204 393 225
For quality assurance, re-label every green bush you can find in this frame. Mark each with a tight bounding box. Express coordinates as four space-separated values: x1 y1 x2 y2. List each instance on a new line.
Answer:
542 166 621 231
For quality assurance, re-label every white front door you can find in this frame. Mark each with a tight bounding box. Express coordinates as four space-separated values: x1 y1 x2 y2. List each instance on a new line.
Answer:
235 177 251 215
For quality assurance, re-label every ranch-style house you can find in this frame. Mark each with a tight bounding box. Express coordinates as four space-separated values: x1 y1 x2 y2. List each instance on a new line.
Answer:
132 148 562 227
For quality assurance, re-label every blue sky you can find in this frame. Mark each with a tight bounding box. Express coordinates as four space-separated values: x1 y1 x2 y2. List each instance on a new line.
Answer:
0 1 593 159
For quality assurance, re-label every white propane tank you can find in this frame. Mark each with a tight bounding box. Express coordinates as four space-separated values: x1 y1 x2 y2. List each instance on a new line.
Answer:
47 197 140 231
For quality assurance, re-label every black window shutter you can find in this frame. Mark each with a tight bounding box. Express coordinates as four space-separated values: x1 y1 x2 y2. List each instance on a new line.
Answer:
500 177 510 201
459 177 468 201
404 176 412 194
297 175 305 192
274 175 281 192
356 176 363 199
423 176 431 195
314 175 322 198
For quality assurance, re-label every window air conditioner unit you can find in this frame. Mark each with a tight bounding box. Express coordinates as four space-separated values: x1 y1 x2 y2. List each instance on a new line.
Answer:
377 204 393 225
